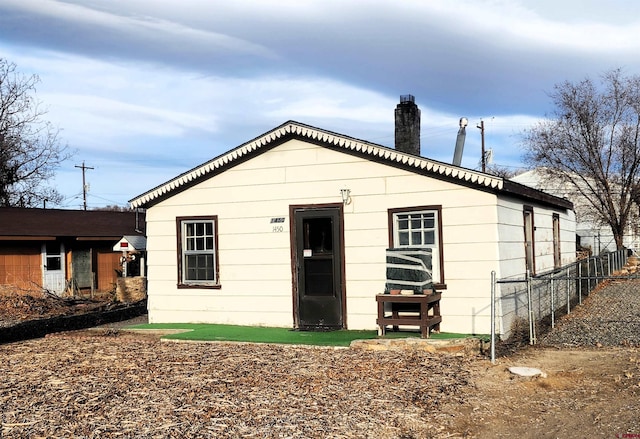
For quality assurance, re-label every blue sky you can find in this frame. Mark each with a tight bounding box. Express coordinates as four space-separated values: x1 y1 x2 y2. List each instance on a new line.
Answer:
1 0 640 209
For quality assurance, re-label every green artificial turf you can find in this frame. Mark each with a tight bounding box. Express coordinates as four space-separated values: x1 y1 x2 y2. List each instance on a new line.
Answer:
127 323 479 346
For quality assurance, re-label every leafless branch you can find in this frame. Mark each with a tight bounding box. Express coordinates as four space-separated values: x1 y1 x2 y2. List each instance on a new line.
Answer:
522 68 640 249
0 58 73 207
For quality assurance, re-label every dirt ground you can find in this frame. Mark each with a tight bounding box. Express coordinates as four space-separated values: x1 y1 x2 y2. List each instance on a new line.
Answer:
1 289 640 437
446 346 640 438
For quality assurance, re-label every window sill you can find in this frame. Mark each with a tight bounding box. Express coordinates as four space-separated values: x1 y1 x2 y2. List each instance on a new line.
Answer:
177 283 221 290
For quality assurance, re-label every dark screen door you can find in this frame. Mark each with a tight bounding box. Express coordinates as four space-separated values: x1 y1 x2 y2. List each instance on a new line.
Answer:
293 207 344 330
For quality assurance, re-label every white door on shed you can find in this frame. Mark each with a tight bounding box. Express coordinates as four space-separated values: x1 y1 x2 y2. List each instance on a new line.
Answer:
42 242 65 294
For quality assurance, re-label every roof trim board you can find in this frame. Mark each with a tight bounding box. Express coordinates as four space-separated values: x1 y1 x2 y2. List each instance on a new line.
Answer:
129 121 572 211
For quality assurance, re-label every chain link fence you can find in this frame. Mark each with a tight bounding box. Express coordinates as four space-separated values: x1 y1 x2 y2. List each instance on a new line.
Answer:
492 249 629 350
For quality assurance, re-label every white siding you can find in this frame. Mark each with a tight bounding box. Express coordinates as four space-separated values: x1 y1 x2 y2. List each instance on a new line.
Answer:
145 138 575 335
496 197 576 279
495 196 576 337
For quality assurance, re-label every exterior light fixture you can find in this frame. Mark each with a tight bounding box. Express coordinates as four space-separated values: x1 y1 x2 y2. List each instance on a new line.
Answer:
340 188 351 205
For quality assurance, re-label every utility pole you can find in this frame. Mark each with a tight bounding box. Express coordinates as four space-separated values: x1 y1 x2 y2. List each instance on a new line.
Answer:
75 161 94 210
477 119 486 172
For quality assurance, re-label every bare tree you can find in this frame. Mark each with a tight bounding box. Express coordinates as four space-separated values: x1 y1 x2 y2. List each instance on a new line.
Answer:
93 205 131 212
484 163 517 179
522 69 640 249
0 58 71 207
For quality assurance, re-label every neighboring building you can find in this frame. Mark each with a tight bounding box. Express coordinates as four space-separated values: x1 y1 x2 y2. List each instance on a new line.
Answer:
0 208 145 295
130 98 575 336
511 169 639 254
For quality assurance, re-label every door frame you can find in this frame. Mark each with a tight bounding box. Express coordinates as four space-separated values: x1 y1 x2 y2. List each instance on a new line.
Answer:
289 203 347 329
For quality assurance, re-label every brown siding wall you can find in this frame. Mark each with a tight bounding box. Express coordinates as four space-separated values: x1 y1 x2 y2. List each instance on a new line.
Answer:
0 244 42 293
96 251 121 292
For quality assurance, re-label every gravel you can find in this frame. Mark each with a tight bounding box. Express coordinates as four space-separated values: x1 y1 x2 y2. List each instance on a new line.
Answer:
539 278 640 348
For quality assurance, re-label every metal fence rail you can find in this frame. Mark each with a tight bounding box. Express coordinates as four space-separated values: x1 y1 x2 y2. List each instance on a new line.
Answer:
492 249 629 351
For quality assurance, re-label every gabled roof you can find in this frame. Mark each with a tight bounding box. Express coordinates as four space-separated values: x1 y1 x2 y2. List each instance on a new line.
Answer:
113 235 147 251
129 121 573 211
0 208 145 240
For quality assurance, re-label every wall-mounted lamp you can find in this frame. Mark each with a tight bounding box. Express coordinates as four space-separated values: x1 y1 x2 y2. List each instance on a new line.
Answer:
340 188 351 205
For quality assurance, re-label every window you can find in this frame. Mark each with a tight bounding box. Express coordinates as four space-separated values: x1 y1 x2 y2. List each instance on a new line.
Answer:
177 216 219 288
388 206 444 285
395 211 437 247
553 214 561 269
45 242 62 271
523 206 535 275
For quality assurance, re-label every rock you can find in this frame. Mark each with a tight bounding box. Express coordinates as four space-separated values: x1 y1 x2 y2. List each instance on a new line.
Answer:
508 366 547 378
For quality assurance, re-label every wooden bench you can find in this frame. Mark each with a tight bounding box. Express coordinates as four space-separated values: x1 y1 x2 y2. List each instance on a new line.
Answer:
376 293 442 338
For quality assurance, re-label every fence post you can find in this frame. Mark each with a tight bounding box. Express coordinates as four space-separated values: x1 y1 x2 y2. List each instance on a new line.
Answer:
550 270 555 329
618 249 621 271
578 261 583 304
567 266 571 314
620 249 624 270
491 271 496 364
566 265 571 316
526 270 535 345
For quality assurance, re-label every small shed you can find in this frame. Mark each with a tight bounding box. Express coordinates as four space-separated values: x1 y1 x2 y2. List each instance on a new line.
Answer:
0 208 145 296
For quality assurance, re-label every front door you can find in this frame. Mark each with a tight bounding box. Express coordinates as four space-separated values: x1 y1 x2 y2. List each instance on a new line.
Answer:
291 205 344 330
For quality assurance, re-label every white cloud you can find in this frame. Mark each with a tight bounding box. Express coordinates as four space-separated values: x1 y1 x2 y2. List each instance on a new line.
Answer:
435 0 640 53
3 0 277 59
2 0 640 207
13 49 397 141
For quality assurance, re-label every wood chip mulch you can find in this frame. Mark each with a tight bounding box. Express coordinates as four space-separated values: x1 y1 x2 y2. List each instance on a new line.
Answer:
0 331 474 438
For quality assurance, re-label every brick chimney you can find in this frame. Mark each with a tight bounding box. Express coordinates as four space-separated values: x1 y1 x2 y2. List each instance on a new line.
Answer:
394 95 421 156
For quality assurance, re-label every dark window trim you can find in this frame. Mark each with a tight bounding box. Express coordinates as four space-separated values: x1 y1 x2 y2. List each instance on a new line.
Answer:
552 213 561 269
176 215 220 289
523 205 536 276
387 205 446 290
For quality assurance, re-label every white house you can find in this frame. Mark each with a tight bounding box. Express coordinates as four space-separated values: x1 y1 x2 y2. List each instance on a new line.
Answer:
130 100 575 336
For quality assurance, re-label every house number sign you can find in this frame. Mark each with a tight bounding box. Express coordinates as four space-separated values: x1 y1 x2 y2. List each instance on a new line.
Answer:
270 217 285 233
